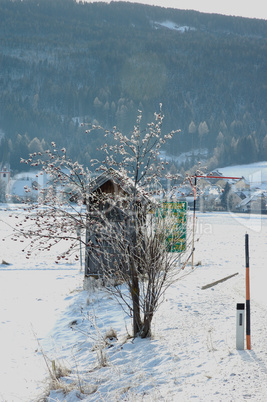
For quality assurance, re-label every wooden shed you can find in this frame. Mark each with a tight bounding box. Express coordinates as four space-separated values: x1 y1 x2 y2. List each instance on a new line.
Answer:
85 168 152 277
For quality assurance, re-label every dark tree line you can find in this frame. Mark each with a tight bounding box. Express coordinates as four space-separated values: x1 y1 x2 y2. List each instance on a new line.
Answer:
0 0 267 172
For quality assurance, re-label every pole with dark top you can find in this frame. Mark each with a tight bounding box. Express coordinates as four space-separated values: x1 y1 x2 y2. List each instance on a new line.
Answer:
245 233 251 350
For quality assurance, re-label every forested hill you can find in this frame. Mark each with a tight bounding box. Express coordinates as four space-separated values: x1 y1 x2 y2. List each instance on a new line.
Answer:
1 0 267 172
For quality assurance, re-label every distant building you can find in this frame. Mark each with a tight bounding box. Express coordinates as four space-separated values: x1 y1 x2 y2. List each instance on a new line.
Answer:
236 191 267 213
233 178 250 191
0 163 11 186
0 163 11 202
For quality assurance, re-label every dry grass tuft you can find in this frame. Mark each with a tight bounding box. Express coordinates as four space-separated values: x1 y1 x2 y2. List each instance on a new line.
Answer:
52 359 71 380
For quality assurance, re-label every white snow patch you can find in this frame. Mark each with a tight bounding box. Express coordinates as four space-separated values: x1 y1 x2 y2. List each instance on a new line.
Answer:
0 209 267 401
153 20 196 33
160 149 208 166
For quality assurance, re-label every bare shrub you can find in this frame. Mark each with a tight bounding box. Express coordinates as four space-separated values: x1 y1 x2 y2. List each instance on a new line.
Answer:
14 106 196 338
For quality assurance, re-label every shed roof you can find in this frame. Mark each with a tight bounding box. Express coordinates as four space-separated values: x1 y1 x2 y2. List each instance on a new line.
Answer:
90 168 153 205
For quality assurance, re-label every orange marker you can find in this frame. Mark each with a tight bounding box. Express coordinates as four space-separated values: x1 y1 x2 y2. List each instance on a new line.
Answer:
245 234 251 350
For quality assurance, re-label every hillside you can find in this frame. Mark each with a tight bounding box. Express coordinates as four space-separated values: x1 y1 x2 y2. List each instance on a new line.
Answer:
0 0 267 172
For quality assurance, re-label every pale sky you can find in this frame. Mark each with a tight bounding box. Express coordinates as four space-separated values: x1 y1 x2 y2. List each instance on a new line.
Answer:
84 1 267 20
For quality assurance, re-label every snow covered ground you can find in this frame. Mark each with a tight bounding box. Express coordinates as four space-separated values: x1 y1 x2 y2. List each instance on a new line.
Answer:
0 208 267 401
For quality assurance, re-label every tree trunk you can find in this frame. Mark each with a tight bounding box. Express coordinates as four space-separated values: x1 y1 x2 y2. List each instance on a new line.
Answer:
140 311 153 338
131 263 142 336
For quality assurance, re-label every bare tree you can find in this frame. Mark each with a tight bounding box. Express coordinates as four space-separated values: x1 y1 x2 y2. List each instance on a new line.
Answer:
15 107 194 338
95 202 190 338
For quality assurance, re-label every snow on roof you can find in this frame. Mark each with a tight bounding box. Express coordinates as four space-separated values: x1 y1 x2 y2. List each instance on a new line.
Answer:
204 185 221 197
236 190 266 208
90 167 153 205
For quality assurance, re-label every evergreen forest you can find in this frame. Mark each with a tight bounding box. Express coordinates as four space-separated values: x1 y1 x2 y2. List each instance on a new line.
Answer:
0 0 267 173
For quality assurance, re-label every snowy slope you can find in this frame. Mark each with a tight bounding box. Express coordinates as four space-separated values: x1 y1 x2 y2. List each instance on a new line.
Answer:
154 20 196 33
0 210 267 401
218 162 267 189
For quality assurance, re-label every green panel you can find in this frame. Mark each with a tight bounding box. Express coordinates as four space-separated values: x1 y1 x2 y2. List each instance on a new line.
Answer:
157 201 187 253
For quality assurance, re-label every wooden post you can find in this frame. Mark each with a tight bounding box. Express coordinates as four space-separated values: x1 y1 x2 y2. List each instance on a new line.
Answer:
245 233 251 350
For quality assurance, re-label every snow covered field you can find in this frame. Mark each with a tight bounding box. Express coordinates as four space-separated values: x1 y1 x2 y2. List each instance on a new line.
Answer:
1 207 267 401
